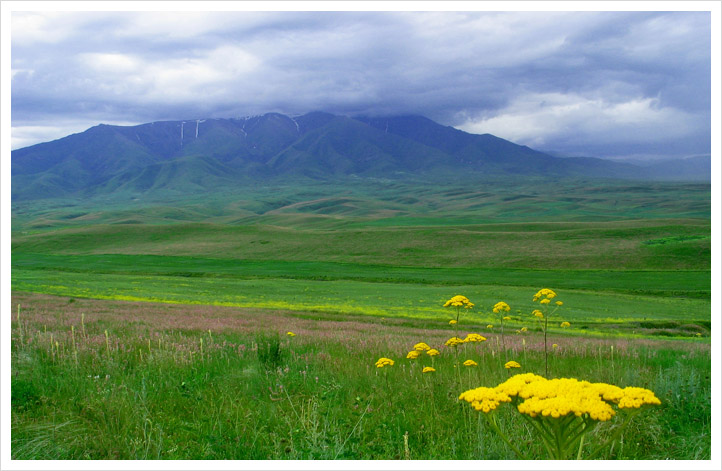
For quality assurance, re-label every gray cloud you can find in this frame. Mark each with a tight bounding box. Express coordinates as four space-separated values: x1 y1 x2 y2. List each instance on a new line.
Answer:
10 9 712 159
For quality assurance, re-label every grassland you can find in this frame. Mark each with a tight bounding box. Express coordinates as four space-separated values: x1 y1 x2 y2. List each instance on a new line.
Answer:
10 265 710 338
10 292 711 460
10 177 713 460
11 177 711 231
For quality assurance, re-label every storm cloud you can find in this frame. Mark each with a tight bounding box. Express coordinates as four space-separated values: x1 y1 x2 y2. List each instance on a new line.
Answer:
9 8 713 159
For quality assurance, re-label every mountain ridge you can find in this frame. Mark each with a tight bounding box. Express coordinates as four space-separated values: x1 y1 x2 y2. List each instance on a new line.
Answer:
11 111 709 201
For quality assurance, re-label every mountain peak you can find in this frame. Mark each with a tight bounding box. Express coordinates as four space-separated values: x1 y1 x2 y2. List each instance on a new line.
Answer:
13 111 699 201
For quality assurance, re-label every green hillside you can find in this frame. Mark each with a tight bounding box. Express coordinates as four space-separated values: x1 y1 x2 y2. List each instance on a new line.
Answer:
11 176 711 341
11 178 711 231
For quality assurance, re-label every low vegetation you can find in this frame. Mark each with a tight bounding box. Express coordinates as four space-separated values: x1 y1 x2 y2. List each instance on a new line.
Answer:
10 292 711 460
10 177 711 460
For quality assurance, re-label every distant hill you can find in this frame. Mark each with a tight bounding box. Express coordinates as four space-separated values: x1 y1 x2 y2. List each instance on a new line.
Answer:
11 111 705 201
619 155 711 181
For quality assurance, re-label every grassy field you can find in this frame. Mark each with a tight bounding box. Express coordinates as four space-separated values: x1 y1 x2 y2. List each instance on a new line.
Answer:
10 177 713 460
10 218 711 338
10 292 711 460
11 217 711 270
10 268 710 338
11 178 711 232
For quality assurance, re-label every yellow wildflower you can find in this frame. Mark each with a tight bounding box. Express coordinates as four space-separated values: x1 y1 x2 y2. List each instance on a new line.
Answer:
464 333 487 343
461 374 648 421
286 331 296 337
617 387 662 408
504 361 521 369
426 349 440 356
555 301 563 306
414 342 431 351
533 288 557 302
459 386 512 413
445 337 465 347
493 301 511 313
406 351 420 359
422 367 436 373
503 316 511 321
449 319 458 325
521 327 528 332
463 359 478 367
532 310 544 319
443 295 474 308
552 343 558 348
459 373 662 461
486 324 493 329
540 299 550 305
375 357 394 368
561 321 571 328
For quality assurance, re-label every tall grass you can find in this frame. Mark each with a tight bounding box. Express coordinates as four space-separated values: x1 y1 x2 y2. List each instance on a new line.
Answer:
11 293 711 460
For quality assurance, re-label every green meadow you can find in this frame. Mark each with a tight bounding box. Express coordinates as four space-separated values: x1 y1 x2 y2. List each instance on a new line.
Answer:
9 292 711 460
10 177 712 460
10 260 710 338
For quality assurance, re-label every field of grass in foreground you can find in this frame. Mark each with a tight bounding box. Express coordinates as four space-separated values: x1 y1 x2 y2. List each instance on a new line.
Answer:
11 292 711 460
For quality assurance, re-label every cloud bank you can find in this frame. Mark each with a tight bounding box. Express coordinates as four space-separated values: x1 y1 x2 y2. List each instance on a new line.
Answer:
10 9 712 159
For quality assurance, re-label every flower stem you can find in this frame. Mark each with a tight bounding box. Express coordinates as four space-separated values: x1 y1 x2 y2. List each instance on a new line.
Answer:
585 409 642 460
500 316 507 363
576 426 587 460
519 414 555 459
486 414 526 459
544 316 548 377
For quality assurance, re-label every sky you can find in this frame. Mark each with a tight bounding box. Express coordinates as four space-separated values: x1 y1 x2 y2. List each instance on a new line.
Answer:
6 4 717 160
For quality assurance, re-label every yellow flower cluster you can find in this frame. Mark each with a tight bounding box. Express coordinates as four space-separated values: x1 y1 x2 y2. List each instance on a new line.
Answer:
414 342 431 351
427 349 440 356
517 378 616 421
617 387 662 409
449 320 458 325
463 359 478 367
493 301 511 313
520 327 528 332
286 331 296 337
464 333 487 343
532 310 544 318
443 295 474 309
486 324 493 329
422 367 436 373
375 357 394 368
560 322 571 328
504 361 522 369
533 288 557 301
458 386 512 413
406 351 420 359
445 337 465 347
503 316 511 321
459 373 661 422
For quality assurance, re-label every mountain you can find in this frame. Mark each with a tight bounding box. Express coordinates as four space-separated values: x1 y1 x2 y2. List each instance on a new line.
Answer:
11 111 699 201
